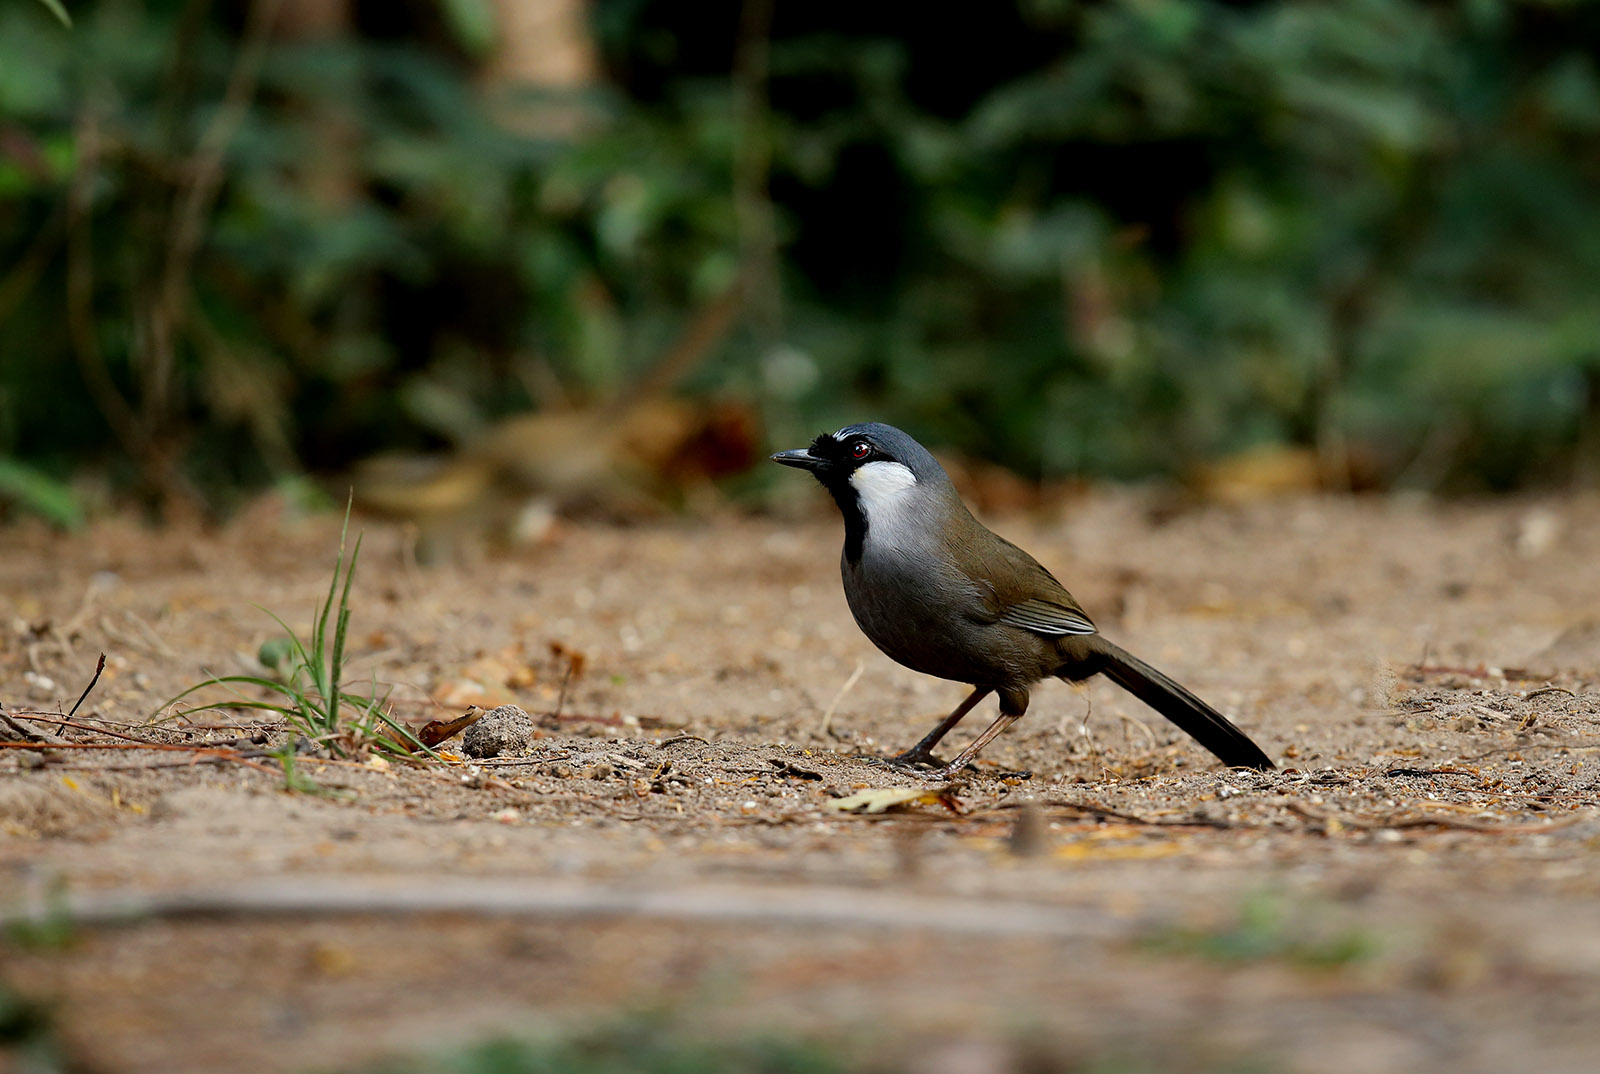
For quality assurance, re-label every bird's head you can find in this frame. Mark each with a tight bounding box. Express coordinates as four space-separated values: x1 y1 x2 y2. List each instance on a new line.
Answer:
771 423 953 549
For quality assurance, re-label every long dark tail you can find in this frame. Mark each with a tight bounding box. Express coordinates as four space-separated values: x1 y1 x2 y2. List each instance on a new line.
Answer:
1085 640 1274 770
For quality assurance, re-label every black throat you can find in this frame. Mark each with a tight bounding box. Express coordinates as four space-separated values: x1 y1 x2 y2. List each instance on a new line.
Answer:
823 481 868 564
803 432 869 564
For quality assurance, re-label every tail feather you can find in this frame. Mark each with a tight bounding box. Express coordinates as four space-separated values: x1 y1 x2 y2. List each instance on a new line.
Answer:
1088 641 1274 770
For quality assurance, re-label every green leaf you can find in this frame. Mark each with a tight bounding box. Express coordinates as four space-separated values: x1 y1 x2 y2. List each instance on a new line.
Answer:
438 0 496 57
0 458 83 529
35 0 71 28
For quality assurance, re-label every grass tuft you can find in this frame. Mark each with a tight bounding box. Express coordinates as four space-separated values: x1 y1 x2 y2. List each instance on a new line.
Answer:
158 504 430 764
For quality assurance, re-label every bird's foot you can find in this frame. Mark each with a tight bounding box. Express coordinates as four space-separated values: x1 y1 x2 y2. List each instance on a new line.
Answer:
894 755 981 784
865 747 948 771
917 762 1028 784
908 759 1033 783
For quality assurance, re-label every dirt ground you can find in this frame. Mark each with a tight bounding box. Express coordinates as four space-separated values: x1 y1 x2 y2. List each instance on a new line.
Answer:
6 487 1600 1074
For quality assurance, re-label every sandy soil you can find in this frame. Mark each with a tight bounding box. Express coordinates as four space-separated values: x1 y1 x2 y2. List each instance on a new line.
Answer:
5 488 1600 1073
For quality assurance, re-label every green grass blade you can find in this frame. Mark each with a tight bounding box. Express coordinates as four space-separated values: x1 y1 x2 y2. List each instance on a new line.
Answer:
311 505 357 734
154 673 293 717
315 500 354 663
250 606 325 733
263 594 330 730
199 673 298 693
169 699 302 720
375 713 438 759
329 532 361 702
256 607 314 669
0 457 83 529
35 0 73 29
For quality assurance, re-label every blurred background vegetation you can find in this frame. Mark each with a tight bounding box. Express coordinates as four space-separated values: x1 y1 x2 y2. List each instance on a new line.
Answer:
3 0 1600 524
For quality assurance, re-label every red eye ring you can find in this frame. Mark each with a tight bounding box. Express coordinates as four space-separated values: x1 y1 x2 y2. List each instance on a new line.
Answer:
851 442 871 460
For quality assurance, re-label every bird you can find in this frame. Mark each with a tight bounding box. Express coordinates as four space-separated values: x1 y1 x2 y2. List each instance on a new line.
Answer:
772 423 1273 778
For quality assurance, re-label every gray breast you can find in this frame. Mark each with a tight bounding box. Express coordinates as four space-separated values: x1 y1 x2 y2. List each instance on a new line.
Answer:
841 542 1043 688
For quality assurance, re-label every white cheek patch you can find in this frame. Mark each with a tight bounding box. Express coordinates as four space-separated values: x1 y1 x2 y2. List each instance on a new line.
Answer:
849 460 918 514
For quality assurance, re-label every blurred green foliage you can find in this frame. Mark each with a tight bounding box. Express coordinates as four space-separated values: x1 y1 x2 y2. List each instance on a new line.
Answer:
3 0 1600 518
361 1020 848 1074
1141 890 1378 971
0 980 71 1074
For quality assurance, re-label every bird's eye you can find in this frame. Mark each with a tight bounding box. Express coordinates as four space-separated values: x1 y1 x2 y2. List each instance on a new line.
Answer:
851 441 871 460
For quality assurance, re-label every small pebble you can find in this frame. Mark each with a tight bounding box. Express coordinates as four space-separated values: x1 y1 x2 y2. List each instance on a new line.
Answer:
463 705 534 758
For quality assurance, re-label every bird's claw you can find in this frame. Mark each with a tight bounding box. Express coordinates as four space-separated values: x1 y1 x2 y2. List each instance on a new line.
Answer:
874 749 947 771
861 752 978 783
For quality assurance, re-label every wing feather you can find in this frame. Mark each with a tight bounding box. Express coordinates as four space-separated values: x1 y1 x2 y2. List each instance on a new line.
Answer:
957 523 1098 638
997 598 1097 636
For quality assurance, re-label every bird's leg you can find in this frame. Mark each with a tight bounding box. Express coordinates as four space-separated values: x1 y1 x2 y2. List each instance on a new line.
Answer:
927 713 1021 780
882 687 991 769
927 689 1029 780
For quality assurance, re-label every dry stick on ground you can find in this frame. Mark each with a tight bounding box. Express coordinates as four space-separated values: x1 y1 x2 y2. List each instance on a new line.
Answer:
6 713 159 745
1001 800 1258 831
658 734 709 747
0 742 252 756
0 709 68 746
41 756 271 774
0 650 109 745
446 754 574 769
817 658 863 739
1466 741 1600 760
551 663 576 722
0 875 1128 942
539 711 669 729
1282 799 1586 835
66 651 106 720
1407 664 1535 680
0 740 282 779
1460 789 1600 806
389 699 670 730
1525 685 1578 701
122 610 176 660
1060 692 1098 757
1318 763 1600 808
51 578 121 661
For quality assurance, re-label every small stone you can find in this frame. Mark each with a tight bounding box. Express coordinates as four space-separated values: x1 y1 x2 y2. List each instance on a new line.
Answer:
23 671 57 700
462 705 534 758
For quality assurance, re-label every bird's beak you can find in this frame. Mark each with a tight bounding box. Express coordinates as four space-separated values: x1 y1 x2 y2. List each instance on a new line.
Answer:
770 448 825 471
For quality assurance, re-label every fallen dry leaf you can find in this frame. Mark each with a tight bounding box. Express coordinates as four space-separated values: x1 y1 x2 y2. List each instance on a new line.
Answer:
418 708 485 747
826 786 961 815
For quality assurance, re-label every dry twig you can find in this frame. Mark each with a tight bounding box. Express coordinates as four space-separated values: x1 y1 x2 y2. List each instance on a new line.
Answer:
68 651 107 719
817 658 863 738
1282 799 1583 835
0 710 69 746
0 876 1126 941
